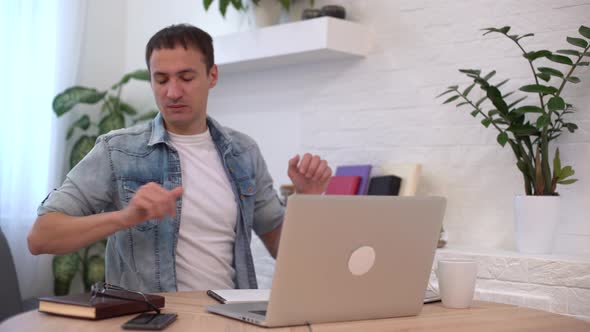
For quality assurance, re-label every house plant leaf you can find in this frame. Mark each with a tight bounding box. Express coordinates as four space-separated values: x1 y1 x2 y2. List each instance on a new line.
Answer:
519 84 557 95
111 69 150 89
98 112 125 135
547 54 574 66
567 37 588 48
538 67 564 78
66 115 91 140
53 253 80 296
579 25 590 39
556 49 581 56
70 135 98 169
53 87 107 116
84 255 106 291
547 97 565 112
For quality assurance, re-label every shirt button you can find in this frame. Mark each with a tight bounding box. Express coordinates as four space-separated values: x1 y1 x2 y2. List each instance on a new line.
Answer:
247 187 253 193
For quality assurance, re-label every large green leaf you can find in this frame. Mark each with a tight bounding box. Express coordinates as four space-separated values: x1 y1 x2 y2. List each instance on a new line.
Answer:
558 178 578 185
536 73 551 82
53 87 107 116
567 37 588 48
66 115 91 140
513 106 543 115
99 112 125 135
485 85 509 115
111 69 150 89
133 110 159 124
547 96 565 112
204 0 214 9
70 135 97 169
547 54 573 66
497 132 509 147
580 25 590 39
84 255 105 289
556 49 581 57
481 118 492 128
519 84 558 95
509 124 539 136
523 50 551 61
219 0 231 16
538 67 564 78
536 115 550 129
107 96 138 115
53 253 80 295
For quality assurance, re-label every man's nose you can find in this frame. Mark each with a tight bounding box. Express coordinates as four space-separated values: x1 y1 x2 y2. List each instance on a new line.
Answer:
166 79 182 99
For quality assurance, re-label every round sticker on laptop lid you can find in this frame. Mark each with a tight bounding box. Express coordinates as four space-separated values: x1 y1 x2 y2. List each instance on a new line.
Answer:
348 246 376 276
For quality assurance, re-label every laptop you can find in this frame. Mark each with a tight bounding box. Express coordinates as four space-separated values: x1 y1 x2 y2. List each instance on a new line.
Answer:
206 195 446 327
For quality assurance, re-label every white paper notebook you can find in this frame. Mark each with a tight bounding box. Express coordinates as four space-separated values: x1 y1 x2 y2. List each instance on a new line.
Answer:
208 288 440 304
207 289 271 304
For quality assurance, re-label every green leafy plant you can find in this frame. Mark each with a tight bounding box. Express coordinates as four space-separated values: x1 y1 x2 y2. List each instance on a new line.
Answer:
51 69 157 295
203 0 292 17
439 25 590 196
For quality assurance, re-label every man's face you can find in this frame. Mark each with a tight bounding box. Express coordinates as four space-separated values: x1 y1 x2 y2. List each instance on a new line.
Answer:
149 45 218 135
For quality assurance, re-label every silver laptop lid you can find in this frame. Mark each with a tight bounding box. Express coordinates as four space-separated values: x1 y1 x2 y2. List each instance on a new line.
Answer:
265 195 446 327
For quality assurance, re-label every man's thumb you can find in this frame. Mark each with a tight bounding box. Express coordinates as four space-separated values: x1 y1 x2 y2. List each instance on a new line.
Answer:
170 186 184 198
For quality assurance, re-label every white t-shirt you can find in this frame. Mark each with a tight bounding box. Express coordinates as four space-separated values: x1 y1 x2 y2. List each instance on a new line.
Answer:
168 129 238 291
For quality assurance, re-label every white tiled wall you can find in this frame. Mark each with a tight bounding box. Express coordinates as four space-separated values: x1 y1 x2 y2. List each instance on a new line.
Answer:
433 248 590 320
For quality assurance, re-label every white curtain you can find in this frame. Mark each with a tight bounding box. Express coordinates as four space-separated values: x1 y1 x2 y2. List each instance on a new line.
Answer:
0 0 87 299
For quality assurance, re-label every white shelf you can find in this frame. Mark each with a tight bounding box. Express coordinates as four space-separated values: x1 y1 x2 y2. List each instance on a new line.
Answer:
214 17 371 73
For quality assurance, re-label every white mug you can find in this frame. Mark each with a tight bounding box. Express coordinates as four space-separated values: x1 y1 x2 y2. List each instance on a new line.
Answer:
437 259 477 309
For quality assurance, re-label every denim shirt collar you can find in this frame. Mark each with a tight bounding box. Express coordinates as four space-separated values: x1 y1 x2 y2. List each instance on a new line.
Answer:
148 113 232 153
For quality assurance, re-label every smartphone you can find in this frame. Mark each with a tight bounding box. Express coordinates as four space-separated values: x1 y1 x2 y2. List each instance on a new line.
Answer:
121 313 177 330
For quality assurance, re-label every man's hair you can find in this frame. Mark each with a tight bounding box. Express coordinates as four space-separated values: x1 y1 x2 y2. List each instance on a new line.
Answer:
145 24 214 72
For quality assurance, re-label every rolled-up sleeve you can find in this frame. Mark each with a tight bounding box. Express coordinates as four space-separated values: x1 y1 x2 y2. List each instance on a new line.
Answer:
37 136 115 217
251 144 284 236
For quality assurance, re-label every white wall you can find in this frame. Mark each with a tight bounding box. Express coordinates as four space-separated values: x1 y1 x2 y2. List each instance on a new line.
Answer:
84 0 590 256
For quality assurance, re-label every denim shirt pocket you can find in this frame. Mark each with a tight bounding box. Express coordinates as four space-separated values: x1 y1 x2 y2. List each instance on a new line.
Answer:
121 178 163 231
236 177 256 228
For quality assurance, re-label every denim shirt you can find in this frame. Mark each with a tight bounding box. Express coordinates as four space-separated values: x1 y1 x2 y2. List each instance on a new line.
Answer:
38 114 285 292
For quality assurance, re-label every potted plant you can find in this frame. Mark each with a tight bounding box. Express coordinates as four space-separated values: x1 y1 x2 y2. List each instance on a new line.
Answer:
439 25 590 254
203 0 291 27
51 69 158 295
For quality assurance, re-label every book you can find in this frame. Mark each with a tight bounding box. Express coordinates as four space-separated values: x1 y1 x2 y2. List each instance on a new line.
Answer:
325 176 361 195
381 163 422 196
207 289 270 304
38 292 165 320
334 165 372 195
368 175 402 196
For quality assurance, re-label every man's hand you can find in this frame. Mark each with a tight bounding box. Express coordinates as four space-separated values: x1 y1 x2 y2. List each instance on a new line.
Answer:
119 182 183 228
288 153 332 194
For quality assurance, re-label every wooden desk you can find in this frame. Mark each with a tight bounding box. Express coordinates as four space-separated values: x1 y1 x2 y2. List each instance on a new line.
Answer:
1 291 589 331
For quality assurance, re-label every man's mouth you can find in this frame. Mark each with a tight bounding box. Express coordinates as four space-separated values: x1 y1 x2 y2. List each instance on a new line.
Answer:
167 104 187 109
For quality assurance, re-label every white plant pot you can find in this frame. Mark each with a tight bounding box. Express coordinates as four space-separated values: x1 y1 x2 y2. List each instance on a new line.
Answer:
248 0 282 27
513 195 560 254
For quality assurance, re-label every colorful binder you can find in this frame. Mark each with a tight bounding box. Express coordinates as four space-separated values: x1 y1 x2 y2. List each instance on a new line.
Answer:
325 176 361 195
334 165 372 195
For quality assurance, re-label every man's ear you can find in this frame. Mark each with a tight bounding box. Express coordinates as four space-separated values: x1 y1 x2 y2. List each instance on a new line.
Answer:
209 64 218 89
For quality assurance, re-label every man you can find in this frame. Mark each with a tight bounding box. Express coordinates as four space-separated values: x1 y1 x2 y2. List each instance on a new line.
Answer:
28 24 331 292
